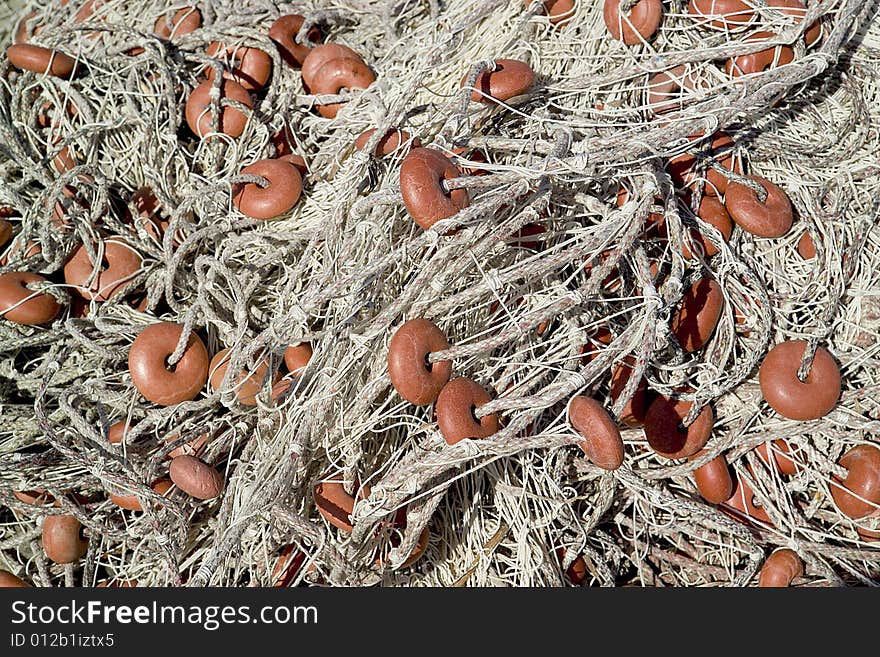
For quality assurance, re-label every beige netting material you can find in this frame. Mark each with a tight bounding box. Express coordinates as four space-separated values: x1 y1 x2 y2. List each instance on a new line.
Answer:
0 0 878 587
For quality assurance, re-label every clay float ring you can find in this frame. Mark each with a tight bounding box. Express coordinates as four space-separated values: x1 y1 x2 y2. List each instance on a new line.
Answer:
185 79 252 139
688 0 755 29
270 129 297 158
42 515 88 564
208 347 275 406
691 450 734 504
558 549 588 585
0 219 12 247
435 378 500 445
388 319 452 406
568 396 624 470
453 147 490 176
1 237 42 266
354 128 421 157
400 148 469 230
609 355 649 427
0 219 13 247
37 98 79 130
0 272 60 325
109 479 172 512
128 322 209 406
603 0 663 45
301 43 365 89
284 342 312 376
671 278 724 352
6 44 77 78
645 396 714 459
12 489 54 506
14 11 40 45
271 377 295 402
797 232 816 259
73 0 102 23
309 57 376 118
758 340 840 420
758 549 803 587
153 6 201 38
726 32 794 77
683 196 732 258
108 420 134 445
830 445 880 519
169 455 224 500
768 0 822 46
756 439 800 475
399 526 431 568
278 154 309 181
723 470 772 525
63 238 142 302
52 185 89 231
856 511 880 542
725 175 793 238
166 430 211 459
131 186 172 245
668 132 739 196
528 0 575 25
646 66 696 115
464 59 535 103
271 545 307 586
207 42 273 92
270 14 322 68
52 144 77 174
378 508 431 569
580 325 613 364
511 222 548 251
233 159 303 220
0 570 30 587
314 474 370 532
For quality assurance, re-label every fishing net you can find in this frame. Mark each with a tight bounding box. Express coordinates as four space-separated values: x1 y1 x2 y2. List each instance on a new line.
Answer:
1 0 879 587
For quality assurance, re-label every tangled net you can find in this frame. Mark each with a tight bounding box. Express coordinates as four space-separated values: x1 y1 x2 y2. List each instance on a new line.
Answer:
1 0 879 588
